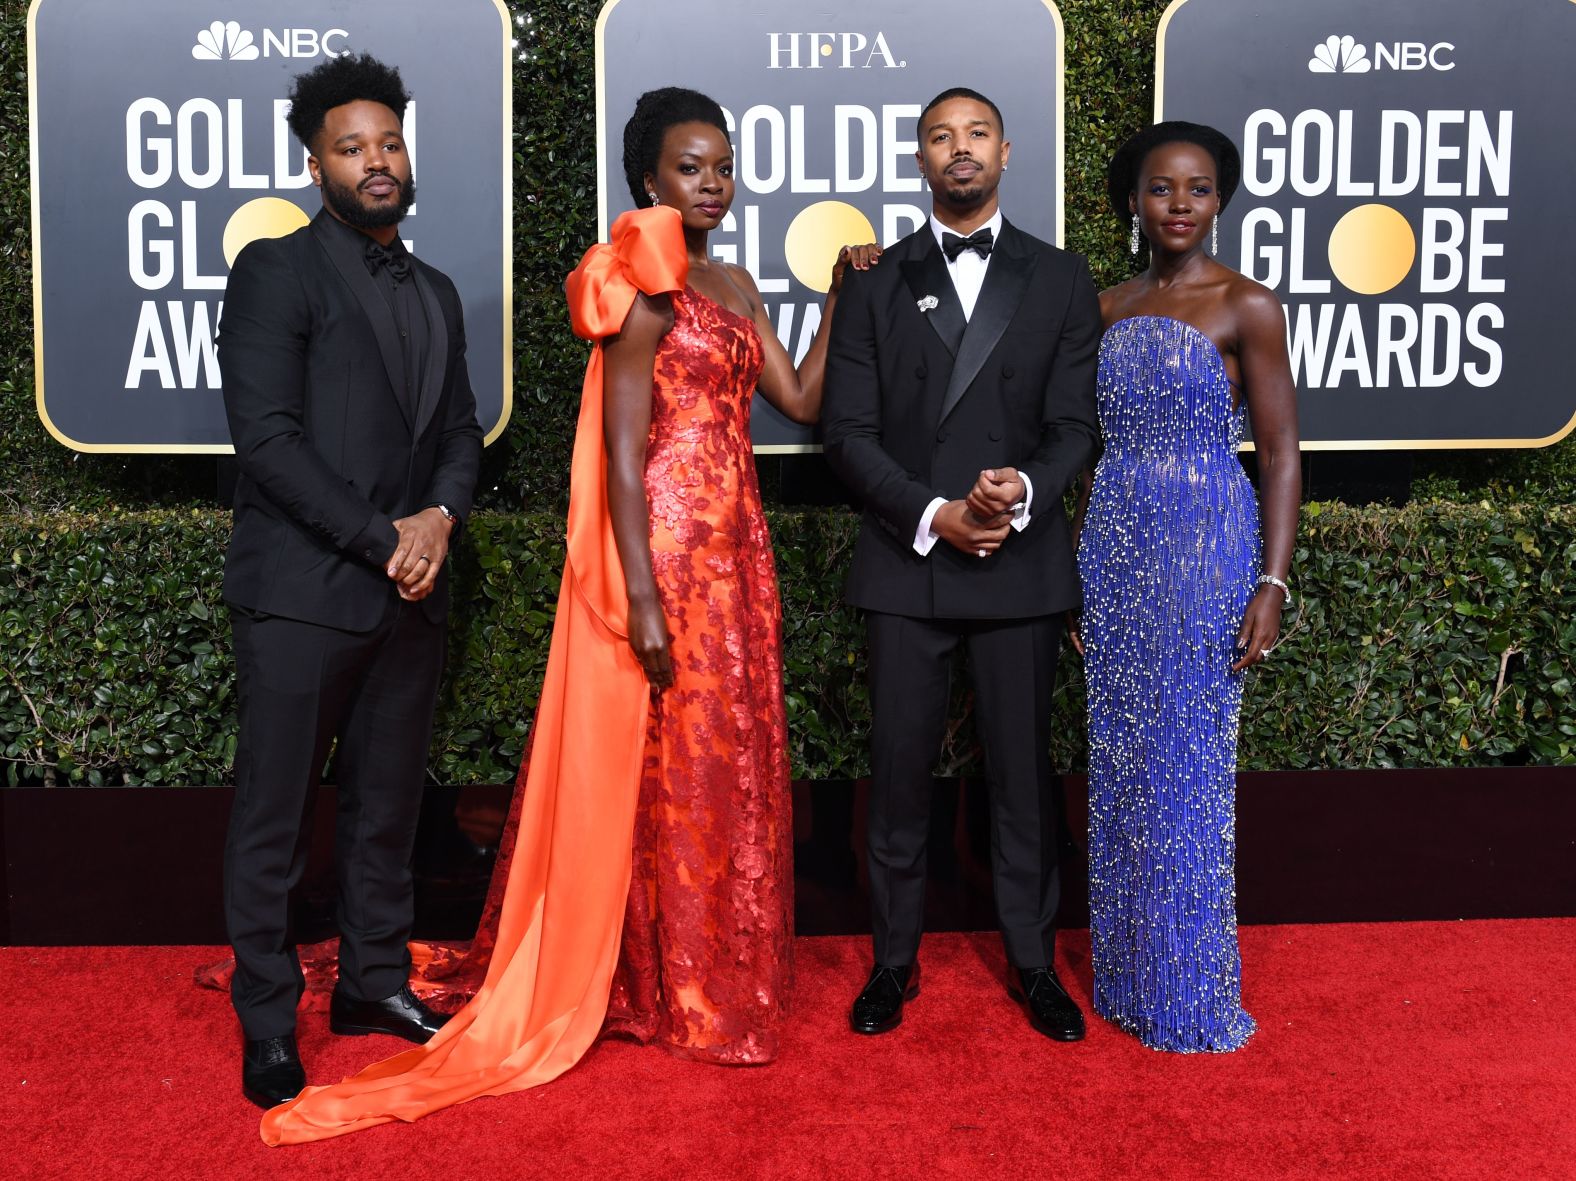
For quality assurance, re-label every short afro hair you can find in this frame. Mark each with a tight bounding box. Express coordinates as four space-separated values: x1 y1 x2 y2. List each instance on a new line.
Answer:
621 87 730 209
286 53 411 153
918 87 1005 137
1106 121 1241 220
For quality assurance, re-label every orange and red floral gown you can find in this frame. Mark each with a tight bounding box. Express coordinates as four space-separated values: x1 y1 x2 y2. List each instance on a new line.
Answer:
256 207 790 1145
603 283 793 1063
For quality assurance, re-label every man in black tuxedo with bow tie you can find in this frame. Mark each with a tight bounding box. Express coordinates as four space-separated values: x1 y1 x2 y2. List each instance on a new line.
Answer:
218 54 481 1108
823 87 1100 1041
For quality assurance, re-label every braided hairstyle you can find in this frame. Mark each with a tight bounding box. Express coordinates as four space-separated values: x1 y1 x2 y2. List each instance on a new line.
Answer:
286 53 411 153
622 87 730 208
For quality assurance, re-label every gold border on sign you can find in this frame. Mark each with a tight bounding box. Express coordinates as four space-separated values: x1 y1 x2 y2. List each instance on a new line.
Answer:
1154 0 1576 451
595 0 1069 452
485 0 513 447
594 0 622 237
27 0 514 453
1045 0 1066 247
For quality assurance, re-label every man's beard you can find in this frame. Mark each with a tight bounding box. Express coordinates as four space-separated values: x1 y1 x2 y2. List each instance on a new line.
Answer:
322 172 417 230
936 170 993 211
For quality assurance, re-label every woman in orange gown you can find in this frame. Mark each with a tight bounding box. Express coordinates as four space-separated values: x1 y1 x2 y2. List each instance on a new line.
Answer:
259 87 877 1143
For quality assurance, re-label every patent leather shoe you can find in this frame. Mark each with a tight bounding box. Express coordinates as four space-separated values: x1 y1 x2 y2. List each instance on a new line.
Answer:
330 984 450 1044
850 963 919 1035
241 1034 305 1109
1009 966 1086 1042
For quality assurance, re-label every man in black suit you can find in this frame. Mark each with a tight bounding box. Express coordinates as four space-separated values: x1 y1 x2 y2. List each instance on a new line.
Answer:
218 54 482 1108
822 87 1100 1041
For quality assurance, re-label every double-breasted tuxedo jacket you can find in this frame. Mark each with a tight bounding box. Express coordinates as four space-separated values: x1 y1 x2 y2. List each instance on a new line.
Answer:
822 218 1101 620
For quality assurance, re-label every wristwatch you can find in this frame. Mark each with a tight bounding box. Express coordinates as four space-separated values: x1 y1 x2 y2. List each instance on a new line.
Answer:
433 503 459 524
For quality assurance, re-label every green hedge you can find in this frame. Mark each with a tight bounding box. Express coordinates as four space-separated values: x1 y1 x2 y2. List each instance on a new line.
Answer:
4 502 1571 786
1 0 1572 510
2 0 1573 784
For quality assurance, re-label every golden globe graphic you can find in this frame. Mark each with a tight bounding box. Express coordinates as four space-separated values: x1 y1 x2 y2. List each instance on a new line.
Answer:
783 201 878 293
1159 0 1575 448
1326 204 1416 297
28 0 512 452
221 198 313 268
598 0 1066 452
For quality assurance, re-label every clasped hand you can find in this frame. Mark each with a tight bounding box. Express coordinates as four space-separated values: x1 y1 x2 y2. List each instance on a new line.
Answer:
936 467 1025 556
385 507 454 602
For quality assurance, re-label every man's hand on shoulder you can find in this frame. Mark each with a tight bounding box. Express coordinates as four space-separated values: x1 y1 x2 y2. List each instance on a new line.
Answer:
387 507 454 601
932 500 1013 557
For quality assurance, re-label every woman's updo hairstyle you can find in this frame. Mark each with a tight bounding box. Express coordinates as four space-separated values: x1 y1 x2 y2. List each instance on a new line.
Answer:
622 87 731 208
1105 121 1241 221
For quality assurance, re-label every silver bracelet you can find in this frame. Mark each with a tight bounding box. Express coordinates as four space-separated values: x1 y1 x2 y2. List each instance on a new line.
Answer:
1257 573 1291 607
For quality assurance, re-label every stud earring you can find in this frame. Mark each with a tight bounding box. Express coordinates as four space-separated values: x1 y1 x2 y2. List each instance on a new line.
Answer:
1210 215 1219 256
1129 214 1141 256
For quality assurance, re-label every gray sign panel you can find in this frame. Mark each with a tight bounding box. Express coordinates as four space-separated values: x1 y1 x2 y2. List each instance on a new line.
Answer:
29 0 512 452
598 0 1065 451
1159 0 1576 449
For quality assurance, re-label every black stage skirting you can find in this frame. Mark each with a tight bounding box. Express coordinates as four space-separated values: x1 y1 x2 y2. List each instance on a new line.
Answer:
3 768 1573 945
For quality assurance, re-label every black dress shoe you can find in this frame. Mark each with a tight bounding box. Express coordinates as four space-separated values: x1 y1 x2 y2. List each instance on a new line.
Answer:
1009 966 1086 1042
330 984 451 1044
241 1034 305 1109
850 963 919 1035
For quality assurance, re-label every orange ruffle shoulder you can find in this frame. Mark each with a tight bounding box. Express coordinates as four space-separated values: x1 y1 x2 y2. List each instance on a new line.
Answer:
259 206 688 1145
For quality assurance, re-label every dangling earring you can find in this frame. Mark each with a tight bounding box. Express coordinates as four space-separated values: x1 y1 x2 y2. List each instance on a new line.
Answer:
1210 215 1219 256
648 192 659 207
1129 214 1141 256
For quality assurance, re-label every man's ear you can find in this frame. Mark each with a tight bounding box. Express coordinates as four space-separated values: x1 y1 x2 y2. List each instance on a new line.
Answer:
307 155 322 188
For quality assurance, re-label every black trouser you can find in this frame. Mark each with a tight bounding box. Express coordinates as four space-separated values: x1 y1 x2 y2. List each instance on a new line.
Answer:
224 597 444 1039
864 611 1062 970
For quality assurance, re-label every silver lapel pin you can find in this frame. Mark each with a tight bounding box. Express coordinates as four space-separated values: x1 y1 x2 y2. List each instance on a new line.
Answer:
916 295 939 312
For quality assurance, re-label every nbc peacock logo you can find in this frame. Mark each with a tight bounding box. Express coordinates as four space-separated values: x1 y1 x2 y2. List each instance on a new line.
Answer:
1308 35 1370 74
192 20 259 61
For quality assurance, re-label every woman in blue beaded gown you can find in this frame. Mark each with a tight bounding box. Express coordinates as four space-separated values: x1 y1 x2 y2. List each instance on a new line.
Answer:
1071 123 1300 1053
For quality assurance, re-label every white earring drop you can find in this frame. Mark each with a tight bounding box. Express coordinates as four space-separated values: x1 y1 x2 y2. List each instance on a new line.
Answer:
1129 214 1141 256
648 192 659 206
1210 215 1218 256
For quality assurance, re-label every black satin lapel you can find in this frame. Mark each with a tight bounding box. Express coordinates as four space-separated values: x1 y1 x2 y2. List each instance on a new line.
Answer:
312 218 412 431
938 245 1037 423
900 250 965 358
410 267 449 440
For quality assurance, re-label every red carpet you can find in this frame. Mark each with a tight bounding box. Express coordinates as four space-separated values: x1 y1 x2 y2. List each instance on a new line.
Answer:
6 922 1574 1180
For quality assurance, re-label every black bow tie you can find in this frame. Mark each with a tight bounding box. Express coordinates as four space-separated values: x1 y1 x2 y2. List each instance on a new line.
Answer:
364 240 412 284
942 227 994 261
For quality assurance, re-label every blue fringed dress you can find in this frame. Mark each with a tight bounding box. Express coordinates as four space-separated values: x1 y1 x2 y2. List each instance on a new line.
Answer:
1078 314 1258 1053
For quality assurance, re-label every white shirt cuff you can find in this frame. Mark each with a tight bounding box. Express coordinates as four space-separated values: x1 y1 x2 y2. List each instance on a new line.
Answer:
914 496 947 556
1011 472 1033 532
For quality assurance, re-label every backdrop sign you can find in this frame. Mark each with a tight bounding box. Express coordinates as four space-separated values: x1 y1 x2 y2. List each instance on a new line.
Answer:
597 0 1065 451
27 0 512 452
1158 0 1576 449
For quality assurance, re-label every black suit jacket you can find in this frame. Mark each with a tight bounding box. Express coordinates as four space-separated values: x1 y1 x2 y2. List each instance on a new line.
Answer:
822 219 1101 620
218 211 483 632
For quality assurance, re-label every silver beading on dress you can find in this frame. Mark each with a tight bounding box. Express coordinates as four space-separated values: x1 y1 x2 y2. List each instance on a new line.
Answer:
1077 314 1259 1053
